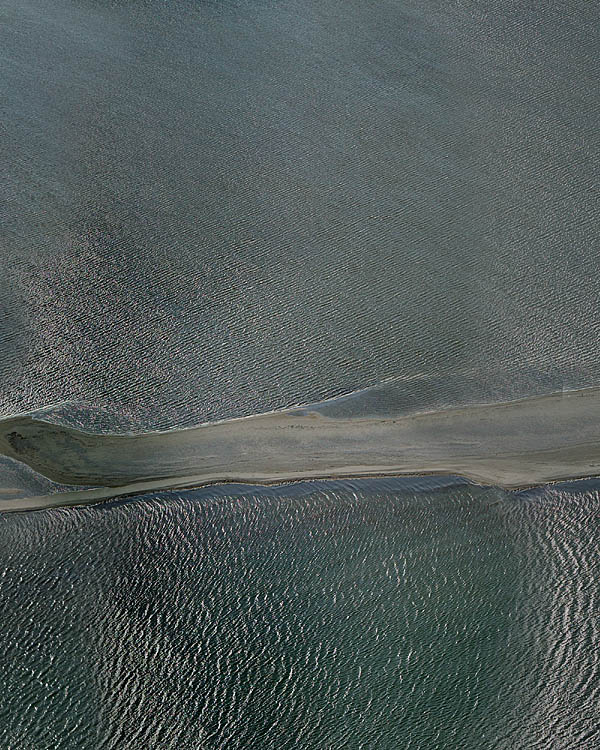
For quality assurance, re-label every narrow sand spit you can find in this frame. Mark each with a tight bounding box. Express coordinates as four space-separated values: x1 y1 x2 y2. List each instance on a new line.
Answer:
1 387 600 511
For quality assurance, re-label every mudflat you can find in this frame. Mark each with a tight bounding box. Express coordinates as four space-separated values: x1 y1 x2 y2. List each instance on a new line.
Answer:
1 387 600 511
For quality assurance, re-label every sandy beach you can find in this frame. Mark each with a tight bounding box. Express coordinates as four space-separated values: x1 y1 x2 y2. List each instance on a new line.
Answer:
1 386 600 511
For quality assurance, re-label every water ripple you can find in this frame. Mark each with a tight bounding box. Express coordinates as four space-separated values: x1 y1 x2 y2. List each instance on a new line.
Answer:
0 479 598 747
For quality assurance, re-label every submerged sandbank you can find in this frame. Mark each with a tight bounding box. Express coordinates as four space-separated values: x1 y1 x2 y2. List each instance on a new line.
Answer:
2 387 600 511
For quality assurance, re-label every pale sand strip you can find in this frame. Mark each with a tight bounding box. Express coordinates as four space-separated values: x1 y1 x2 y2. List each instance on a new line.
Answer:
1 387 600 511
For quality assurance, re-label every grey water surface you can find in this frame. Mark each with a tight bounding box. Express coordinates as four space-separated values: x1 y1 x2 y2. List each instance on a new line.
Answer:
2 0 599 430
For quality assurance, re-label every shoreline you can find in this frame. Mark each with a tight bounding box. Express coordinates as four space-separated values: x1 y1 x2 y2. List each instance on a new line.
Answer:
3 386 600 512
4 468 600 514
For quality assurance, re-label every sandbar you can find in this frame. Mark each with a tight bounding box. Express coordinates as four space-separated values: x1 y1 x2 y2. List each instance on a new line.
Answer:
2 387 600 511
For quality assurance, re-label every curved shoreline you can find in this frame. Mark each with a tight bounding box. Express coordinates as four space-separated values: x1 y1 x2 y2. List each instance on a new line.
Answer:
3 386 600 511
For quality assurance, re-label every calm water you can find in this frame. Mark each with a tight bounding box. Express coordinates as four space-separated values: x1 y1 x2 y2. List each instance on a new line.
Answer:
0 479 598 748
2 0 599 430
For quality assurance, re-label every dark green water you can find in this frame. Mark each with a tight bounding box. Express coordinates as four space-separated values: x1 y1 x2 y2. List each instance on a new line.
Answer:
0 479 598 748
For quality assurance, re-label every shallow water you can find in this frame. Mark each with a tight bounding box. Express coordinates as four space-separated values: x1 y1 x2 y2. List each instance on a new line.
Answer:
0 479 598 749
2 0 599 430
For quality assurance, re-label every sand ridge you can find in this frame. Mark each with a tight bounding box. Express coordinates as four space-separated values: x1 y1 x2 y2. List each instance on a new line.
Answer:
1 387 600 511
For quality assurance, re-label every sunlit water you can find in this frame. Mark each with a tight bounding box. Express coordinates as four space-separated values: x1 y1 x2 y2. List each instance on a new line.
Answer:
2 0 599 430
0 479 598 748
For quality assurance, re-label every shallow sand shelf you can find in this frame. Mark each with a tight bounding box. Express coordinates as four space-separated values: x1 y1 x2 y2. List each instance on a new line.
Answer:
2 387 600 511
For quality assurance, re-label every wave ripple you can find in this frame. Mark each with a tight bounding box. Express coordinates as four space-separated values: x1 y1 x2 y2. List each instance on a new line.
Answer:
0 480 598 748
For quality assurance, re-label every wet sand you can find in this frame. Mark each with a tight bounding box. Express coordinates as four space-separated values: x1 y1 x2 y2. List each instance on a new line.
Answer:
2 387 600 511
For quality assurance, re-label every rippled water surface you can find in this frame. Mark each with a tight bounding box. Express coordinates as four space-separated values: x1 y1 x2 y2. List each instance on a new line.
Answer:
2 0 599 429
0 479 598 748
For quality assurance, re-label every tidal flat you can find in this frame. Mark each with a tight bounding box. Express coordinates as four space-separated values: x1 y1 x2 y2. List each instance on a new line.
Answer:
2 386 600 511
